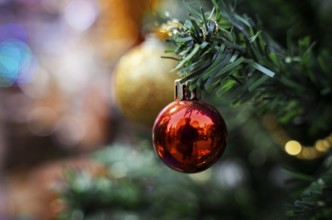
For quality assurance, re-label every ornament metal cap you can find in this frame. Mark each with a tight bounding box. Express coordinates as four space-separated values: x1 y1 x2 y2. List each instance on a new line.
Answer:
174 79 201 100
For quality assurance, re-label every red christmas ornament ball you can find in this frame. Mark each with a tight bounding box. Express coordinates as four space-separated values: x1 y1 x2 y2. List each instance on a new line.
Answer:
152 85 228 173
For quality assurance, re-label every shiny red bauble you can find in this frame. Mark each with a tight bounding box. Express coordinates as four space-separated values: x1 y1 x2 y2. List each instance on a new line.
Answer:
152 81 228 173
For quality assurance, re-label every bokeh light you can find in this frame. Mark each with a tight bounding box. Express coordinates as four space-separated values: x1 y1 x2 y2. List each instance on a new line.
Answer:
315 139 330 152
0 39 33 87
0 22 35 87
215 160 247 189
284 140 302 156
63 0 99 31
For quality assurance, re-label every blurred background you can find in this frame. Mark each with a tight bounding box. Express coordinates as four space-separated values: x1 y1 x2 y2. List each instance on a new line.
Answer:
0 0 332 219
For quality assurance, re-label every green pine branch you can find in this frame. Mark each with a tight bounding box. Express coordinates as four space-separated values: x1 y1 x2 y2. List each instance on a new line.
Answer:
55 145 256 220
286 154 332 219
164 0 332 132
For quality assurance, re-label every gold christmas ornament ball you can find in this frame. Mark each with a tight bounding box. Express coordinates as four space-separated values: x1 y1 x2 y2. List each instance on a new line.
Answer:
114 36 178 126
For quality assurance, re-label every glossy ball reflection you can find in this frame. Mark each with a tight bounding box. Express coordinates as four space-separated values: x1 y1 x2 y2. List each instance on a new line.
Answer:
152 100 227 173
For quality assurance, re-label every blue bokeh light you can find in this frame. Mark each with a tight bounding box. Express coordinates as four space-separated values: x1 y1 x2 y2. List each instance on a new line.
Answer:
0 39 33 87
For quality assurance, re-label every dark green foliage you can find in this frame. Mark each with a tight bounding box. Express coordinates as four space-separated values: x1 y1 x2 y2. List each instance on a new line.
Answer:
286 155 332 220
56 143 285 220
166 0 332 138
166 0 277 99
56 145 200 220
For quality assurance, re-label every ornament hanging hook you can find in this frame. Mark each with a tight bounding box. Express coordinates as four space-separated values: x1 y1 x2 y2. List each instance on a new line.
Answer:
174 79 200 100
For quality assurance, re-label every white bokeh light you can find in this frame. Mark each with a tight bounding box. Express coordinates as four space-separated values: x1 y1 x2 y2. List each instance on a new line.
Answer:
63 0 99 31
215 160 247 188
